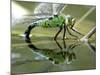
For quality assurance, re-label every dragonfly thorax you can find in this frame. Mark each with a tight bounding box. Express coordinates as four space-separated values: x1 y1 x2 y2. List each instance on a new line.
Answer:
39 14 65 27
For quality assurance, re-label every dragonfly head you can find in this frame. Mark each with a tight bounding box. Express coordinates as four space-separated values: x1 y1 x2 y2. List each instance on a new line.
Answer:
71 18 76 26
65 15 76 27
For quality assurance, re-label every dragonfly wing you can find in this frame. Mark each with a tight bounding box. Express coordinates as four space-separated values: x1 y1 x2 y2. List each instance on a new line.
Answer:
16 14 53 25
33 3 53 18
34 3 66 16
12 3 66 26
19 17 49 25
20 3 54 25
24 13 52 19
22 3 66 25
52 4 66 15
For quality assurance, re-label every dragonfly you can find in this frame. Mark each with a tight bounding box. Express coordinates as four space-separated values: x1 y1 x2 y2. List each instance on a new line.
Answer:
24 3 84 40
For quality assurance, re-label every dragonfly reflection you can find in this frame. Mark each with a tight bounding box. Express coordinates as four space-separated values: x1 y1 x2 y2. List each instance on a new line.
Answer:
25 36 80 64
12 37 95 66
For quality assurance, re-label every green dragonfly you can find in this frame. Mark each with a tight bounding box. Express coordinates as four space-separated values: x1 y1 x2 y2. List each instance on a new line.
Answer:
24 3 84 40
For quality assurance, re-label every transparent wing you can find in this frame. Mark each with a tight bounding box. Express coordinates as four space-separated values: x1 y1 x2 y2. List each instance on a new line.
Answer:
33 3 66 18
18 17 49 25
20 3 53 25
20 3 66 25
33 3 53 18
52 3 66 15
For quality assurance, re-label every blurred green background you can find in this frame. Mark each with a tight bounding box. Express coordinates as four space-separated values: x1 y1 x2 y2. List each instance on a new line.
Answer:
11 0 96 74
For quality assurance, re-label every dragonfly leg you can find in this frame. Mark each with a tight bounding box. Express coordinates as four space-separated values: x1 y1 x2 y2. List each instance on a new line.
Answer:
54 26 63 40
71 27 84 36
63 24 67 40
66 27 78 39
69 19 84 36
55 40 62 50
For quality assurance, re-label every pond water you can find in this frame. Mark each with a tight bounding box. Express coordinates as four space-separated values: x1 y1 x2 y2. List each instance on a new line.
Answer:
11 27 96 74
